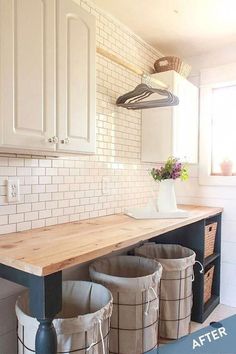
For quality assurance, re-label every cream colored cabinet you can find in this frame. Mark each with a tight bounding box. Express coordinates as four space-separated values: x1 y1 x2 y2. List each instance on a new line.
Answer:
142 70 198 163
57 0 96 153
0 0 96 155
0 0 56 152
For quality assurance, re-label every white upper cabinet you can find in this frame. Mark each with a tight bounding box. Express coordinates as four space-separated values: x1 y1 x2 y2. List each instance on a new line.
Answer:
0 0 56 152
57 0 96 153
0 0 96 155
142 70 199 164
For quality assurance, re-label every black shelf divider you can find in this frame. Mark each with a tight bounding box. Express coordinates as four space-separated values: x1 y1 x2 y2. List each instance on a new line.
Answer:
204 252 220 267
203 295 220 322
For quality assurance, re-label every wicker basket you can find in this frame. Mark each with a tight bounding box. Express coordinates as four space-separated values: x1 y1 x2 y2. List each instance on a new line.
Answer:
204 265 215 304
154 56 191 78
205 222 217 258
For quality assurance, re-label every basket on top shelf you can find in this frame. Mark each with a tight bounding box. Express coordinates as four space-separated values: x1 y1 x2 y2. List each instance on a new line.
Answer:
205 222 217 258
154 56 192 78
204 265 215 304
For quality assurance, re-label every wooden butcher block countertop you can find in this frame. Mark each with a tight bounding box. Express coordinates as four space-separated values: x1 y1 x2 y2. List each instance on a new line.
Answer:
0 205 223 276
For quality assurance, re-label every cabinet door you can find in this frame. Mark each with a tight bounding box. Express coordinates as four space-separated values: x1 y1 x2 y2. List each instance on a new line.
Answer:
142 107 173 163
0 0 56 151
57 0 96 153
173 75 199 163
141 71 198 164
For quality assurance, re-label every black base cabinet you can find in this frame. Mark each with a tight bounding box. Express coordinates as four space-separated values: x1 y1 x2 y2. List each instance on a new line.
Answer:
150 212 222 324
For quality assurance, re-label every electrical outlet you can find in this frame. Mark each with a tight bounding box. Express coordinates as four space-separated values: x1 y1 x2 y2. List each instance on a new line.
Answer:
7 178 20 203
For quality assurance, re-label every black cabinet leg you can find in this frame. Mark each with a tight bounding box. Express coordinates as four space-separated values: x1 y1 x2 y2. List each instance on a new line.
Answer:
36 319 57 354
0 265 62 354
29 271 62 354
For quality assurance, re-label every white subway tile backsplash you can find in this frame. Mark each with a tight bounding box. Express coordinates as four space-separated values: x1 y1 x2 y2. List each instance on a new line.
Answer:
64 207 75 215
0 167 16 176
24 194 39 203
0 158 9 166
45 217 58 226
39 210 51 219
39 193 52 202
46 168 58 176
17 221 31 232
24 159 38 167
52 159 64 168
17 167 31 176
24 176 38 185
52 208 64 217
58 200 70 208
32 185 46 194
46 201 58 210
17 203 31 213
9 213 24 224
24 211 39 221
39 176 52 184
32 219 46 229
32 202 45 211
8 158 24 167
0 216 8 225
46 184 58 193
0 205 16 216
39 159 52 167
32 168 45 176
0 224 16 234
58 168 70 176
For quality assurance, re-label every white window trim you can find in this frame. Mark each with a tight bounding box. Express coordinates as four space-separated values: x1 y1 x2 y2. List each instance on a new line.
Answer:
199 63 236 186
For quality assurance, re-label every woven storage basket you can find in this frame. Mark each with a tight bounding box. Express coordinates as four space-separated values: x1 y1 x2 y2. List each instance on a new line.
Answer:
154 56 191 78
204 265 215 304
204 222 217 258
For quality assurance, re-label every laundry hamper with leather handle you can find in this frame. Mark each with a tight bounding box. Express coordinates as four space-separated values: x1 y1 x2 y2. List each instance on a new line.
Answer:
89 255 163 354
16 280 113 354
135 243 196 339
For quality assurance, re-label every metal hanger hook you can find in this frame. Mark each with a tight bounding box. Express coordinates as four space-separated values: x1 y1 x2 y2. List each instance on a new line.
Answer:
142 73 151 86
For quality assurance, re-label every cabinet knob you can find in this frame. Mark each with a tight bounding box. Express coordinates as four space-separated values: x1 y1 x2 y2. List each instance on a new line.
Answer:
48 136 58 144
61 138 69 144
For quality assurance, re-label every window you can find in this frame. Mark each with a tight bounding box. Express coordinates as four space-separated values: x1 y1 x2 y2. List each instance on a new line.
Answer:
199 63 236 185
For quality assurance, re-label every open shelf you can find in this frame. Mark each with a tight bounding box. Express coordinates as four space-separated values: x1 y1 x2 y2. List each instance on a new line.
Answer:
204 253 220 267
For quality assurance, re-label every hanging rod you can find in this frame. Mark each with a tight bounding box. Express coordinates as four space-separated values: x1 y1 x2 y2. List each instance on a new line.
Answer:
96 47 168 89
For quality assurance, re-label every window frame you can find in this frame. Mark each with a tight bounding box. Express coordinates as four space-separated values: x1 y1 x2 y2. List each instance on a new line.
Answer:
199 63 236 186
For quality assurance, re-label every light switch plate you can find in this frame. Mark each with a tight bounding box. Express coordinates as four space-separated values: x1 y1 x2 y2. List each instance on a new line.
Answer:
7 178 20 203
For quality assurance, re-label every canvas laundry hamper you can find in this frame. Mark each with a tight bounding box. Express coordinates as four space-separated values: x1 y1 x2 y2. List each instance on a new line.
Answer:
89 255 163 354
16 280 113 354
135 243 196 339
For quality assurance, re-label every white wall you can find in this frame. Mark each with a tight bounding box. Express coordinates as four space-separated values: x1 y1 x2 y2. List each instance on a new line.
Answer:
175 49 236 307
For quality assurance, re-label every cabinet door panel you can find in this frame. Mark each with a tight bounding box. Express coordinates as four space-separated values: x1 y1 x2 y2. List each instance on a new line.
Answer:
142 108 173 163
57 0 96 153
141 71 198 164
0 0 55 151
173 76 199 163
